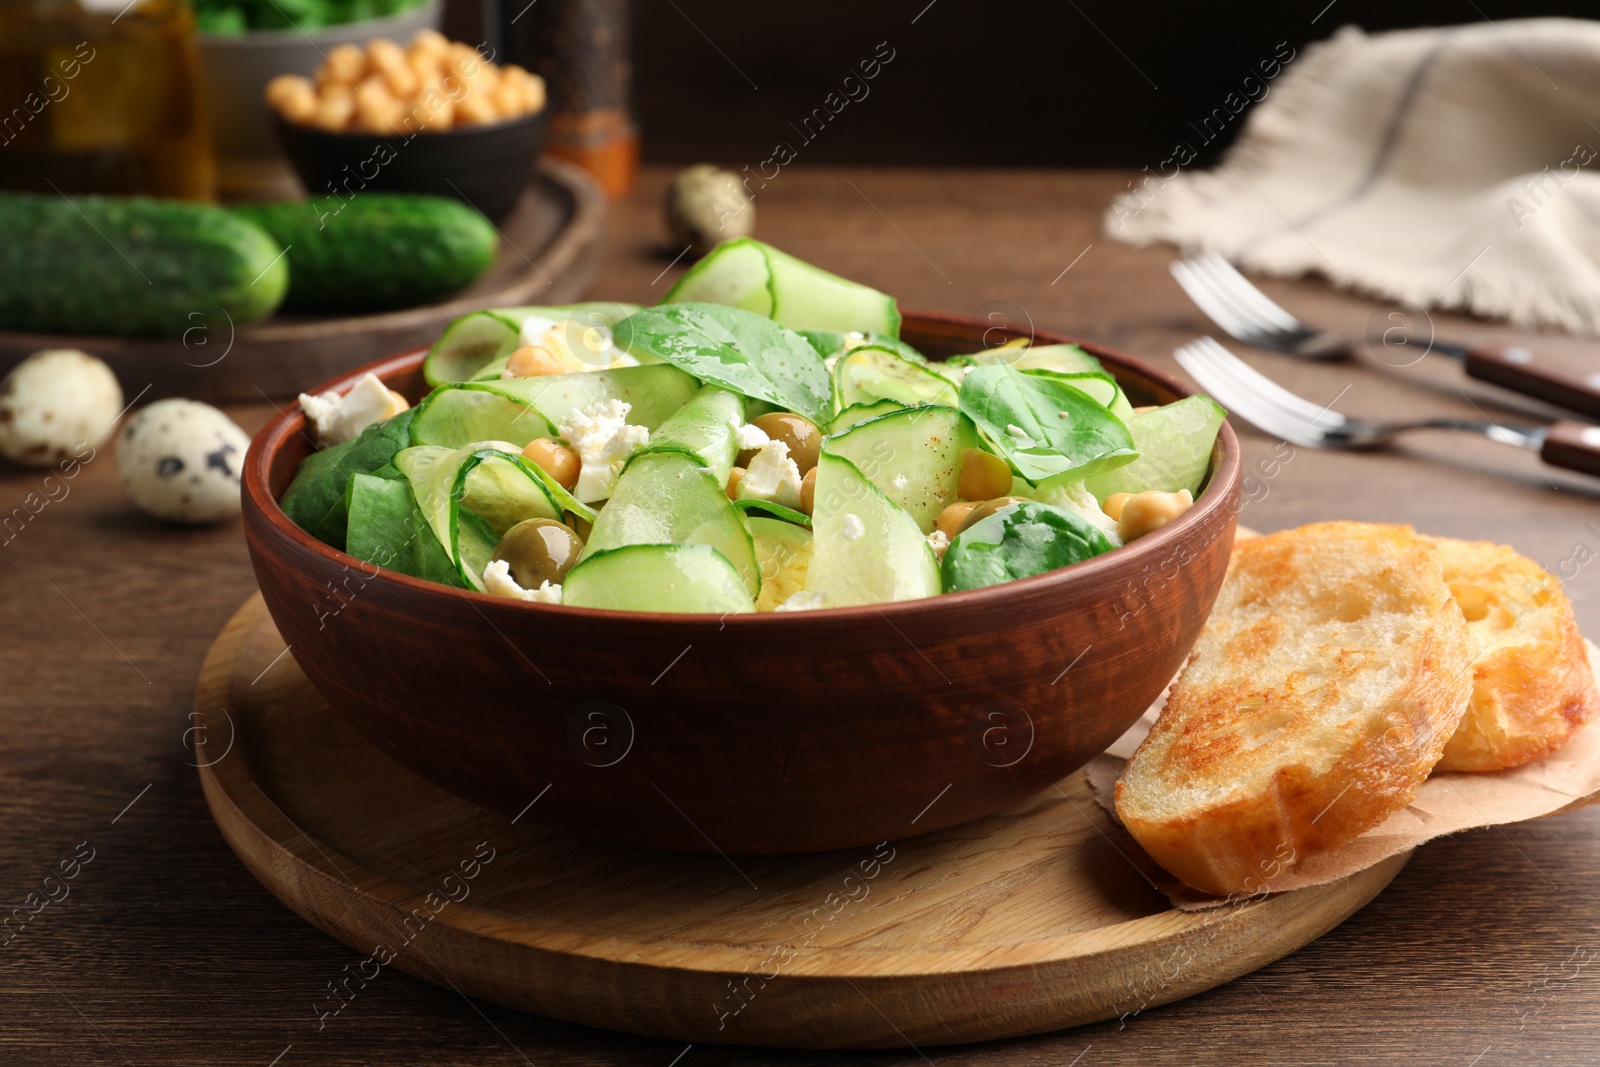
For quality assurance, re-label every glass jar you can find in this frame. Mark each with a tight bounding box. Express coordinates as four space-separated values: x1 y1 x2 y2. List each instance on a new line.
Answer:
0 0 215 199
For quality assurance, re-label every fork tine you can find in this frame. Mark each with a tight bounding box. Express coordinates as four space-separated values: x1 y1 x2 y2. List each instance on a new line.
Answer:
1187 337 1346 426
1169 260 1277 346
1174 341 1332 448
1193 253 1307 335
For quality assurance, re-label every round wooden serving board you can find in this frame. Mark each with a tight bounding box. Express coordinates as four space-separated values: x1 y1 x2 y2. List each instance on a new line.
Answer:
0 158 605 403
194 594 1409 1049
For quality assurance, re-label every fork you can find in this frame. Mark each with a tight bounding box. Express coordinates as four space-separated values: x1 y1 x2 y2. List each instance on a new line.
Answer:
1170 252 1600 420
1175 336 1600 478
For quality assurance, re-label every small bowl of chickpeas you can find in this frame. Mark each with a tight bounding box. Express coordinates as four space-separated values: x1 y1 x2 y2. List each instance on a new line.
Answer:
265 30 548 219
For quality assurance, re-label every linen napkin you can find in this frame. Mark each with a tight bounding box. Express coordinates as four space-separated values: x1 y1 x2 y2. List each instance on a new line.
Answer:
1107 18 1600 336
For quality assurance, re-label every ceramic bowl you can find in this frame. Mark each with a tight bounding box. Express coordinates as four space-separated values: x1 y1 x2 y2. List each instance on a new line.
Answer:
272 109 545 221
241 312 1241 854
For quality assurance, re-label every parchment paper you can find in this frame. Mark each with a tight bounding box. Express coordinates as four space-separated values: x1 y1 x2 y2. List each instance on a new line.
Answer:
1086 642 1600 910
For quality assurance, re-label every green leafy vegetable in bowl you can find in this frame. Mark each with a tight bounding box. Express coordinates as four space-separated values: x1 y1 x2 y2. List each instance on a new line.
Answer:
280 238 1227 613
195 0 429 34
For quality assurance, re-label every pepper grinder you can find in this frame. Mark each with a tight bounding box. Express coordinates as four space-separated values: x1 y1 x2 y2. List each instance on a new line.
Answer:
502 0 637 197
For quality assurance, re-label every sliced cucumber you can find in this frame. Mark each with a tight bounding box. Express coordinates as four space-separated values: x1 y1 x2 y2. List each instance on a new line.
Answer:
956 343 1105 376
749 516 813 612
828 398 905 434
409 365 698 449
1084 395 1227 500
663 238 901 336
804 452 941 607
423 310 522 387
644 384 746 486
763 243 901 336
823 404 977 532
580 450 760 597
563 544 754 614
423 302 644 386
394 444 564 590
661 239 774 314
733 498 811 526
834 344 959 411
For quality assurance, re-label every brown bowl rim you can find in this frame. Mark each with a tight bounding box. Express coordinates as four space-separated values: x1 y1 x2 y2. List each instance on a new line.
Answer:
243 310 1241 625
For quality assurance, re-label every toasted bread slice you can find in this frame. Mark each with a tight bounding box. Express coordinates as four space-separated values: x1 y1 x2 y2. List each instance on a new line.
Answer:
1428 536 1598 772
1115 522 1473 895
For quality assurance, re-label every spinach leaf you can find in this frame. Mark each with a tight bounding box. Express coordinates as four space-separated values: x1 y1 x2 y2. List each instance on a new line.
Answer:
613 303 831 424
344 471 468 588
280 408 416 550
941 500 1113 592
958 363 1135 484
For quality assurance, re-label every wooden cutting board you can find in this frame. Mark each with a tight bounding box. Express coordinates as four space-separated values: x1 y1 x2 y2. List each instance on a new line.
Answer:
193 594 1409 1049
0 158 605 403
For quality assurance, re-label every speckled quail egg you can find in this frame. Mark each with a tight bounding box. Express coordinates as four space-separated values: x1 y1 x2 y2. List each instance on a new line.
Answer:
115 399 251 525
0 349 123 467
665 164 755 253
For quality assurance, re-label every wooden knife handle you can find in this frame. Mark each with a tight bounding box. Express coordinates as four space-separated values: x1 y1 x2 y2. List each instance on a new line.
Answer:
1464 345 1600 419
1540 420 1600 477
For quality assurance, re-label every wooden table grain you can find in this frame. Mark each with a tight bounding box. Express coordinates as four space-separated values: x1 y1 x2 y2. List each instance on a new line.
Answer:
4 166 1599 1066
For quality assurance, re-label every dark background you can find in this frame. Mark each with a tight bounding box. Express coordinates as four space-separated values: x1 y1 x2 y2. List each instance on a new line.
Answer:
470 0 1588 168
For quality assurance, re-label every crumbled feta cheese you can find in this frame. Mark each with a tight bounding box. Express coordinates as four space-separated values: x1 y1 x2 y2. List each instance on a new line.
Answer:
824 354 843 373
482 560 562 603
736 438 803 509
841 513 865 541
890 474 909 491
298 373 408 445
774 589 827 612
559 398 649 503
735 421 771 450
1005 423 1034 446
926 529 950 557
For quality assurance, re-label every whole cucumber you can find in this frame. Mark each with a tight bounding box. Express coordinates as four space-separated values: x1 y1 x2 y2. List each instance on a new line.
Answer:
232 195 499 313
0 193 288 336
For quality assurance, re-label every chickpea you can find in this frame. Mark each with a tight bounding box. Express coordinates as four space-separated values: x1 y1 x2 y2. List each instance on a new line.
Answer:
491 518 584 588
368 37 419 98
504 345 566 378
958 448 1012 501
411 28 450 54
505 66 545 112
1116 489 1194 542
265 74 318 123
958 495 1029 533
799 466 817 515
935 500 979 540
425 96 456 131
321 43 367 87
522 438 580 490
311 90 356 132
741 412 821 473
454 87 498 126
493 77 525 118
1101 492 1134 521
409 47 445 88
726 466 746 500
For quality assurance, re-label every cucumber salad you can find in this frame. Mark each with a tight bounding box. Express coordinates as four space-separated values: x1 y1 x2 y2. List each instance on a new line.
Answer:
281 239 1225 614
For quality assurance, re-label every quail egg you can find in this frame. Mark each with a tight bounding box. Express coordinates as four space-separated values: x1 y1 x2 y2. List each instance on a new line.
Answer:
115 399 251 524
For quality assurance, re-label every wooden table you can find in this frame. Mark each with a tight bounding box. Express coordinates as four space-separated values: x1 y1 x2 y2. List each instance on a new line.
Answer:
5 166 1598 1065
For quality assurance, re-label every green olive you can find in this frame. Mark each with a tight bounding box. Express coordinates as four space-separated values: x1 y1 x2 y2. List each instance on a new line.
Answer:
737 412 822 473
957 496 1029 534
491 518 584 588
